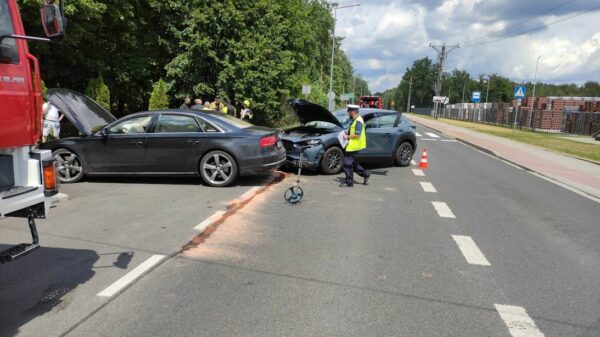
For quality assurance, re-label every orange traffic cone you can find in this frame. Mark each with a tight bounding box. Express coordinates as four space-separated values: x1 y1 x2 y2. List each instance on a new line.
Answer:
419 149 429 169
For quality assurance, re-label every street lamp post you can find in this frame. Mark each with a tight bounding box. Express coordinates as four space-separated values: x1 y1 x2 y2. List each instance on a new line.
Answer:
530 55 542 130
352 73 357 104
328 2 360 111
484 75 491 123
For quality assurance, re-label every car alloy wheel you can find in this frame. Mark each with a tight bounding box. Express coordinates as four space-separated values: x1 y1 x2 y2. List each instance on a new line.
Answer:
395 142 413 167
200 150 238 187
53 149 84 183
321 147 344 175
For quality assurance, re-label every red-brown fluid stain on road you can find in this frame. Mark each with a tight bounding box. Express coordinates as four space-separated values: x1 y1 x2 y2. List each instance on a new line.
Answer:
180 172 287 257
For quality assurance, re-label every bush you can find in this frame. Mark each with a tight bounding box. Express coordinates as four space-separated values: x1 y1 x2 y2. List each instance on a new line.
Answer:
85 74 111 111
149 79 169 110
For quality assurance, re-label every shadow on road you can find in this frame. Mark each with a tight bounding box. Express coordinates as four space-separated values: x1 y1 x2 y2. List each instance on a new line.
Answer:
82 172 276 188
0 245 99 337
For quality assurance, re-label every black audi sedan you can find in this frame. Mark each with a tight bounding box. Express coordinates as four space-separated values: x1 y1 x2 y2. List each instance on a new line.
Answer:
281 99 417 174
41 89 285 187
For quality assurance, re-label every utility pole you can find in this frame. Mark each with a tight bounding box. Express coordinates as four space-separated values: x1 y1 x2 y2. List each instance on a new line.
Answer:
460 78 466 119
406 76 414 113
429 43 460 118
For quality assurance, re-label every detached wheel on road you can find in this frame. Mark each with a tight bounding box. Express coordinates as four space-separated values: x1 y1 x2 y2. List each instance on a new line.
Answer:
320 147 344 175
53 148 85 183
394 142 414 167
200 150 238 187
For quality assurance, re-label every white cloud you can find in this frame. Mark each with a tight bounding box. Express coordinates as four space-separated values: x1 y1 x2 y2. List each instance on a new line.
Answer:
335 1 600 92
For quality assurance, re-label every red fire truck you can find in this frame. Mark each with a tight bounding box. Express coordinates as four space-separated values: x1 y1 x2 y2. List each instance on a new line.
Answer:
0 0 65 263
358 96 383 109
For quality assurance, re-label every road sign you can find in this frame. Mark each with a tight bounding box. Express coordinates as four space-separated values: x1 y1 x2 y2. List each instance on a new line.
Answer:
302 85 312 95
340 93 354 101
433 96 448 104
514 86 526 99
327 91 335 100
471 91 481 103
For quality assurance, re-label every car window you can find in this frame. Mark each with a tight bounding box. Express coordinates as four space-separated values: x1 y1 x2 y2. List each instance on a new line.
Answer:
365 114 397 129
0 0 19 64
157 114 198 133
197 117 220 132
109 115 153 134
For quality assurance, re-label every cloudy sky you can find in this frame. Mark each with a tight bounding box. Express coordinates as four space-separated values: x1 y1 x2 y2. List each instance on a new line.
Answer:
334 0 600 93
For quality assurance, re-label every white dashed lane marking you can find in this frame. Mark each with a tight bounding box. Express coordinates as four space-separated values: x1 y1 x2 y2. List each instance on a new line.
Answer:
412 169 425 177
431 201 456 218
451 235 491 266
420 182 437 193
411 160 417 166
98 255 166 297
495 304 546 337
425 132 440 138
195 211 226 231
415 132 423 137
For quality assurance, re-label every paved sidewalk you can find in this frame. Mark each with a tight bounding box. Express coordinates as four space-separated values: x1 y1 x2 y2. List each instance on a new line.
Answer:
406 114 600 200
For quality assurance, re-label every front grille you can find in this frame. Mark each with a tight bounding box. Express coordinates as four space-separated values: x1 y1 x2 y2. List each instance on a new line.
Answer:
282 140 294 152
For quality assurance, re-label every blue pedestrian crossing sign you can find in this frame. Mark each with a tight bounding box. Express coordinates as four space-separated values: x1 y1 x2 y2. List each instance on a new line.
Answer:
471 91 481 103
514 86 526 99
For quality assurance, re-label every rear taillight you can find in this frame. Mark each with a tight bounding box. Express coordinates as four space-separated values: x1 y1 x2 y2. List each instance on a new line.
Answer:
260 135 277 148
43 161 58 193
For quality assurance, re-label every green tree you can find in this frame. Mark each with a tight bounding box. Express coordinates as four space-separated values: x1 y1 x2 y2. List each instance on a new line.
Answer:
148 79 169 110
85 74 110 111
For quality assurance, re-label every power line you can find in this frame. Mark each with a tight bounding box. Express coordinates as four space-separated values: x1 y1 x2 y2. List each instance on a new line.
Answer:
463 0 578 46
462 4 600 47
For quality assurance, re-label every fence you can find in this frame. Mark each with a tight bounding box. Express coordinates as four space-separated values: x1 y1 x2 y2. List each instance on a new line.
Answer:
435 102 600 136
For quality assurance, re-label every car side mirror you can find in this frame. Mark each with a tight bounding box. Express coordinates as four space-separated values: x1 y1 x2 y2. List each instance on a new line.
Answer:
411 125 416 129
101 128 109 137
40 4 65 39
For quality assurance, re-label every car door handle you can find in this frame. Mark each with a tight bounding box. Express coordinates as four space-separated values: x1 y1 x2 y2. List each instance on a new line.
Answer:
187 140 201 145
383 133 393 138
131 141 144 146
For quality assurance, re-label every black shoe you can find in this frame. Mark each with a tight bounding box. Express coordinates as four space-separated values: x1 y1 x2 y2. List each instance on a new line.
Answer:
339 182 354 187
363 173 371 185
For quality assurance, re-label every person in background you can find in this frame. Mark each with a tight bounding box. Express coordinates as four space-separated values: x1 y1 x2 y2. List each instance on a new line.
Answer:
240 100 253 120
210 95 227 113
203 101 211 110
225 98 236 117
180 97 192 110
42 100 64 143
190 98 204 110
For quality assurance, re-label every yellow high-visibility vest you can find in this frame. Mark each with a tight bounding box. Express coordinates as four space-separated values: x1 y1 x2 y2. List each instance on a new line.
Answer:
346 115 367 152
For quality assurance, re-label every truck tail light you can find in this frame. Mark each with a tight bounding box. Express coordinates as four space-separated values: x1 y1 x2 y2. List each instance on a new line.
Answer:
260 135 277 148
43 161 58 194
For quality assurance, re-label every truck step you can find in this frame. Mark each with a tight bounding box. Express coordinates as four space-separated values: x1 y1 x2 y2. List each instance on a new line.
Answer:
1 186 38 200
0 243 40 263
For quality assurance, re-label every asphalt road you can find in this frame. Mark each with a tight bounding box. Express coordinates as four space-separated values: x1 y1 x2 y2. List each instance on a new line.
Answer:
1 125 600 337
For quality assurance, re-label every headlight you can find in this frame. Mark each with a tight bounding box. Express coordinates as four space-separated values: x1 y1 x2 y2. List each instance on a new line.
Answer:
305 139 322 146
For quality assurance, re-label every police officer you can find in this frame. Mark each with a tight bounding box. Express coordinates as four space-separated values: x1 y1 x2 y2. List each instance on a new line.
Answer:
341 104 371 187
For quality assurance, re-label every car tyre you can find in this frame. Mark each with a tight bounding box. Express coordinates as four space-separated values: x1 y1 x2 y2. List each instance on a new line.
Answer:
200 150 238 187
53 148 85 183
320 147 344 175
394 142 414 167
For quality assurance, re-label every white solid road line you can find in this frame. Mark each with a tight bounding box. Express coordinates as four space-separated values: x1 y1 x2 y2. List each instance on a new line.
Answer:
195 210 226 231
98 255 166 297
425 132 440 138
529 172 600 205
420 182 437 193
415 132 423 137
431 201 456 218
495 304 546 337
441 139 457 142
412 169 425 177
451 235 491 266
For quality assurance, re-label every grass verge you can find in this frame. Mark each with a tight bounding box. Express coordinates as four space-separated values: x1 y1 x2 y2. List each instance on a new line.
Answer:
409 114 600 162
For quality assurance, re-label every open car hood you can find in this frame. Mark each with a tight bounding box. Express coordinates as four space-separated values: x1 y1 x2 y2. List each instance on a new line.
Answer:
288 99 342 127
47 89 117 136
